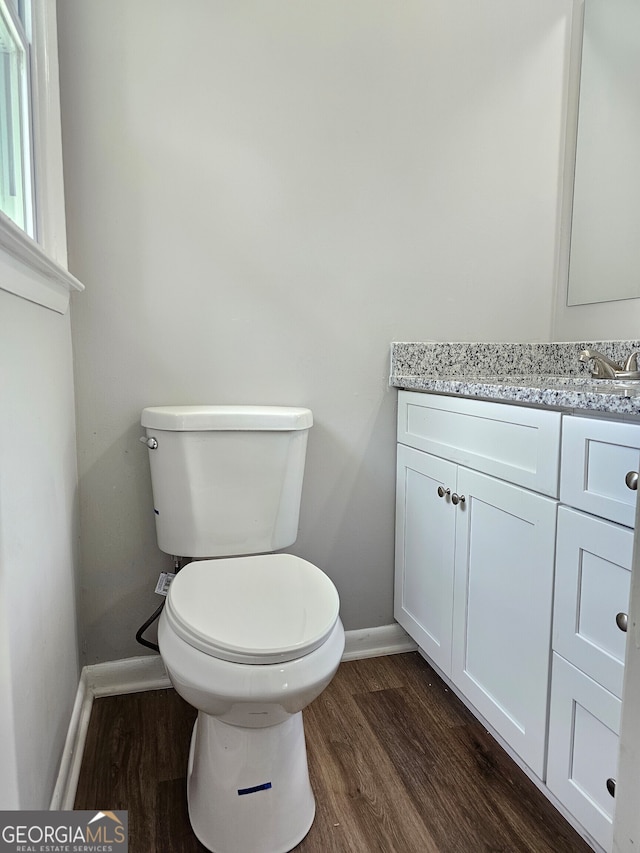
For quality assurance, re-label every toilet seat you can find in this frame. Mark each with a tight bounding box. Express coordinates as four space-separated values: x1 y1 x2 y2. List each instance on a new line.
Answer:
164 554 340 665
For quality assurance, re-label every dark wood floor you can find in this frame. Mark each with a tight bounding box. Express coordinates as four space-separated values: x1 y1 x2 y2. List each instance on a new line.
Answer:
75 652 592 853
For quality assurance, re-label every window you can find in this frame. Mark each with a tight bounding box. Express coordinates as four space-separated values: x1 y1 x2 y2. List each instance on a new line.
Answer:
0 0 33 236
0 0 83 313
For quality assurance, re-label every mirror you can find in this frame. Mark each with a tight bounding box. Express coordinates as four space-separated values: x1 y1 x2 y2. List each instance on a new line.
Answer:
566 0 640 306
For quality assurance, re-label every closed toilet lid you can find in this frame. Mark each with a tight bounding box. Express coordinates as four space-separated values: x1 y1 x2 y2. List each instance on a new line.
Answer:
164 554 340 664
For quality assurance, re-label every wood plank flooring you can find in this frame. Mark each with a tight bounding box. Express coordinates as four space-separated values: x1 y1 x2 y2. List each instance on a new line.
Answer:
75 652 592 853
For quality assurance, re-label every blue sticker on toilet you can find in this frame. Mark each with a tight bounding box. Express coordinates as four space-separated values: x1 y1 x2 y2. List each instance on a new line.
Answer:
237 782 272 796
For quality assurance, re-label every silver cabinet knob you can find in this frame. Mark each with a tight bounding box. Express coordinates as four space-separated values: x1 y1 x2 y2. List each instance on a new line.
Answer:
139 436 158 450
607 778 616 798
616 612 628 632
437 486 451 499
625 471 638 491
451 493 466 506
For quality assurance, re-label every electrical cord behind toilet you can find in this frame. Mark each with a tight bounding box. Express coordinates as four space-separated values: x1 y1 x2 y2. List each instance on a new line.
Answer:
135 557 183 652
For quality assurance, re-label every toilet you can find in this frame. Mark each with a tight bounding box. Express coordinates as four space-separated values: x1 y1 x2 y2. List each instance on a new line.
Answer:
140 405 344 853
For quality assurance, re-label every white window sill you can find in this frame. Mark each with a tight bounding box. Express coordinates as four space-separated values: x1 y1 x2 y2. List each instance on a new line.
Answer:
0 211 84 314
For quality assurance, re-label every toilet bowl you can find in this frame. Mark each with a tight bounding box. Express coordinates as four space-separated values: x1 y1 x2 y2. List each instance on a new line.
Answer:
158 554 345 853
141 405 343 853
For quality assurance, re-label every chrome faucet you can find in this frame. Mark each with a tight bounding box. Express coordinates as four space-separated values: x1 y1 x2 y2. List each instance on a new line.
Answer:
579 349 640 380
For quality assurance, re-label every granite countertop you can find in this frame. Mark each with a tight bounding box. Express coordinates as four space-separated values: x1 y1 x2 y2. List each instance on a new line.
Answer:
390 341 640 417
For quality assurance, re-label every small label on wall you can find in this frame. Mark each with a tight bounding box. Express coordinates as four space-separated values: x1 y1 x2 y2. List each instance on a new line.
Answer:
154 572 176 596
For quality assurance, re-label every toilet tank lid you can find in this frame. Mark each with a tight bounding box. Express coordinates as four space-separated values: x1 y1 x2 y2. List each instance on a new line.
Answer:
141 405 313 431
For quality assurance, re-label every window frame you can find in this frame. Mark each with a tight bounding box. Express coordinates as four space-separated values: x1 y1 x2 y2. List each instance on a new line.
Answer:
0 0 34 236
0 0 83 314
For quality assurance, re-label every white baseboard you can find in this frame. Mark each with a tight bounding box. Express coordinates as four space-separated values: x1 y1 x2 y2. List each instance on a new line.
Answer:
49 670 92 810
51 623 415 810
342 622 417 661
85 653 171 697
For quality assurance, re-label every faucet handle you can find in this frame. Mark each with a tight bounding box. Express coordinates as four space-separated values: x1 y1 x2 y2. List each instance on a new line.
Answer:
623 351 640 372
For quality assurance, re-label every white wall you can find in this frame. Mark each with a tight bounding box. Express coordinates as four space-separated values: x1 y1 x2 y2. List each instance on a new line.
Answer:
554 292 640 342
57 0 574 663
0 286 80 808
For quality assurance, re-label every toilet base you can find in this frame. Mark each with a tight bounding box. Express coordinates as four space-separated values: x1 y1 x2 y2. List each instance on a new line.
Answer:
187 710 316 853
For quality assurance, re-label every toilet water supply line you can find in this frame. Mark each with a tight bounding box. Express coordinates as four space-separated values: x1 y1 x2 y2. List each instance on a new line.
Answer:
135 556 183 652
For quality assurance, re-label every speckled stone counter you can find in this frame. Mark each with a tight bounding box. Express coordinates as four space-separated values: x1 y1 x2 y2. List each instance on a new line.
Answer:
390 341 640 416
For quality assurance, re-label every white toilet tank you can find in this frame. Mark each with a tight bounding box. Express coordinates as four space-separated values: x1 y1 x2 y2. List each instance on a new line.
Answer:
141 405 313 558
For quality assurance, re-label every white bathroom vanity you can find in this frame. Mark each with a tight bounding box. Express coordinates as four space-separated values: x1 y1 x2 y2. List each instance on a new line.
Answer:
391 340 640 853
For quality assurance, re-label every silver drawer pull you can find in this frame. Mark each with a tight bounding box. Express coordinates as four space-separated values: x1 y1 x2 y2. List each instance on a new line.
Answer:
625 470 638 491
616 612 628 632
437 486 450 499
451 493 466 506
607 778 616 798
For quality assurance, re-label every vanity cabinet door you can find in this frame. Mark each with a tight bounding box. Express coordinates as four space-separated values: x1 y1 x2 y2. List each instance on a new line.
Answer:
394 444 457 675
451 467 557 779
547 654 621 853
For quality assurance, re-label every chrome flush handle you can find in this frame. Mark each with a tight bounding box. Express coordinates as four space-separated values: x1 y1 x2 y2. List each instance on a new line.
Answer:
139 436 158 450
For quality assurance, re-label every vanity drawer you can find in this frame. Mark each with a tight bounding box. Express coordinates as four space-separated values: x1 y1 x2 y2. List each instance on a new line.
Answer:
547 654 620 853
397 391 561 496
560 415 640 527
553 506 632 699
